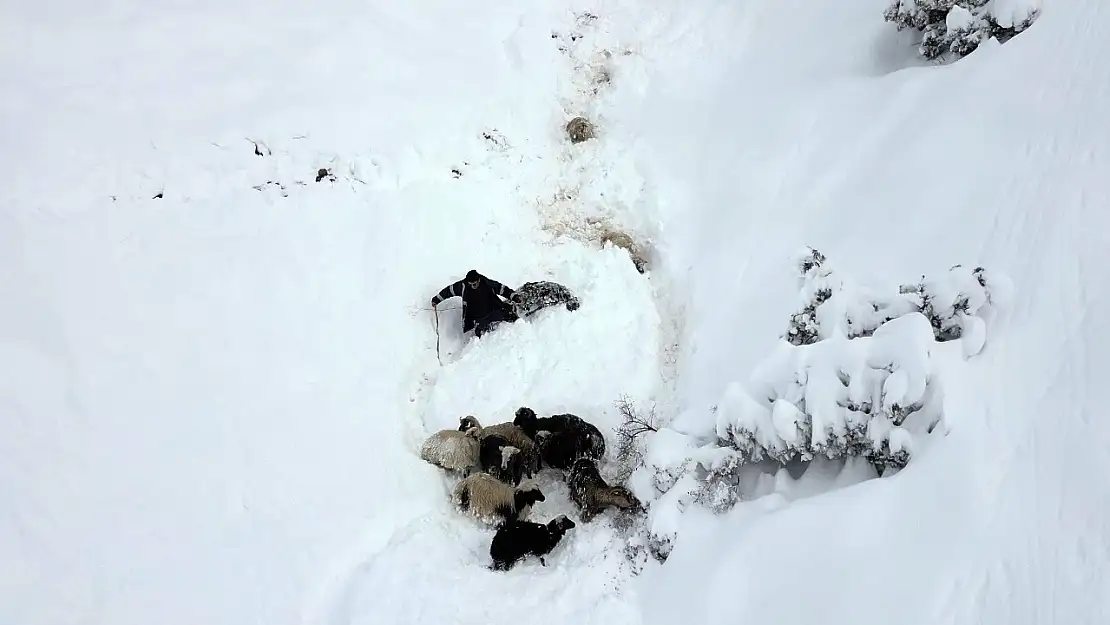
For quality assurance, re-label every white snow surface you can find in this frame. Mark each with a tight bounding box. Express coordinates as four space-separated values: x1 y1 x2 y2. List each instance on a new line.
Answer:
1 2 660 624
628 1 1110 625
3 0 1110 625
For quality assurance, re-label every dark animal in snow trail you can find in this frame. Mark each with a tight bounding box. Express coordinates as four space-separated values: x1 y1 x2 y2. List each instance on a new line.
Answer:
513 407 606 470
566 457 642 522
565 117 596 144
489 515 577 571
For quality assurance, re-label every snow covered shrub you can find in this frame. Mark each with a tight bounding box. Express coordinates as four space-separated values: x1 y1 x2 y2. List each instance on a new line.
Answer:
721 311 942 481
689 442 749 513
608 424 683 568
785 249 1006 353
883 0 1041 61
726 251 1013 483
898 264 1005 355
621 514 674 570
786 247 919 344
629 256 1013 562
617 425 705 563
669 252 1011 511
785 248 835 345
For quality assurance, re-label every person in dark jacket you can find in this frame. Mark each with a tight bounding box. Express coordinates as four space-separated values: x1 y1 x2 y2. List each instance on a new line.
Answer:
431 270 519 338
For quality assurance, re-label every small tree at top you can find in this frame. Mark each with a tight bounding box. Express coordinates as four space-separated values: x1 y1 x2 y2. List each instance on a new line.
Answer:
883 0 1040 61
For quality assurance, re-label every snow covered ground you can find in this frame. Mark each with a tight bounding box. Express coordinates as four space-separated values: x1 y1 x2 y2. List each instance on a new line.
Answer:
4 0 1109 624
623 1 1110 624
1 2 663 624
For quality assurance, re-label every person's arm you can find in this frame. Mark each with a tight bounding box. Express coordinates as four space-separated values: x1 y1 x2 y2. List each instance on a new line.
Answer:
431 280 465 306
487 279 515 299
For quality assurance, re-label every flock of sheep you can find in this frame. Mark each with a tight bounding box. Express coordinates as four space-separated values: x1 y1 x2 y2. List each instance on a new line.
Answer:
420 406 643 571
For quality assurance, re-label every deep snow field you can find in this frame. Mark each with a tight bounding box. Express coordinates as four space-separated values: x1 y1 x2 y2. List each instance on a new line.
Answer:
3 0 1109 624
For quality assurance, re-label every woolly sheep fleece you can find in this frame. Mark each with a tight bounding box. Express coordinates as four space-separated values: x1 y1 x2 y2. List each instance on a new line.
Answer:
419 426 481 473
452 472 545 526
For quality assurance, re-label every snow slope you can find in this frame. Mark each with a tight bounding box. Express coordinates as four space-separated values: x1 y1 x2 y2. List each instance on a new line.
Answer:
624 0 1110 624
1 2 664 625
7 0 1108 624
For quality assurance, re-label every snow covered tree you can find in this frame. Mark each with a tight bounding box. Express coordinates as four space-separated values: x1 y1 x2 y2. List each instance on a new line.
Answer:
898 263 1006 356
693 252 1012 510
785 248 836 345
721 310 939 482
785 249 1006 354
785 247 920 344
884 0 1041 61
636 253 1011 527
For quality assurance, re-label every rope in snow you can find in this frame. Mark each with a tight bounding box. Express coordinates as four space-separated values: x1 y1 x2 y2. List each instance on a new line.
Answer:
432 306 443 366
407 304 460 365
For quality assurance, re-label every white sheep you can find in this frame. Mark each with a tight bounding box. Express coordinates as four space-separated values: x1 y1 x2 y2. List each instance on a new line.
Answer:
452 472 546 526
420 425 481 474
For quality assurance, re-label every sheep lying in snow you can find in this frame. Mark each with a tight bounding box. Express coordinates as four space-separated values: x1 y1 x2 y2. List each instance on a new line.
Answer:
458 415 541 477
567 458 642 522
479 434 524 486
508 280 580 319
514 407 606 470
419 425 481 474
453 473 545 526
489 515 576 571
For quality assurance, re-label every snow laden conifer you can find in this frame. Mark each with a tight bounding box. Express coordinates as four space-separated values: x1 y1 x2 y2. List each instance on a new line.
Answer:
786 248 1007 350
717 250 1008 480
883 0 1041 61
785 248 834 346
635 250 1012 528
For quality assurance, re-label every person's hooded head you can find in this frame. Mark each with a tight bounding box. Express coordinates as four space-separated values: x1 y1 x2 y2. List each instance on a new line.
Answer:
465 269 483 289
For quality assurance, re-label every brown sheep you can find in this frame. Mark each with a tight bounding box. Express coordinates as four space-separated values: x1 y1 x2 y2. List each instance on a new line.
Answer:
566 457 641 522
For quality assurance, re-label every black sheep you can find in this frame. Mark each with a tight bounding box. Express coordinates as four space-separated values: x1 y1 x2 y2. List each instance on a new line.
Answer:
514 408 606 456
514 407 606 470
567 458 642 522
532 430 591 471
489 515 576 571
458 415 541 477
479 434 525 486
